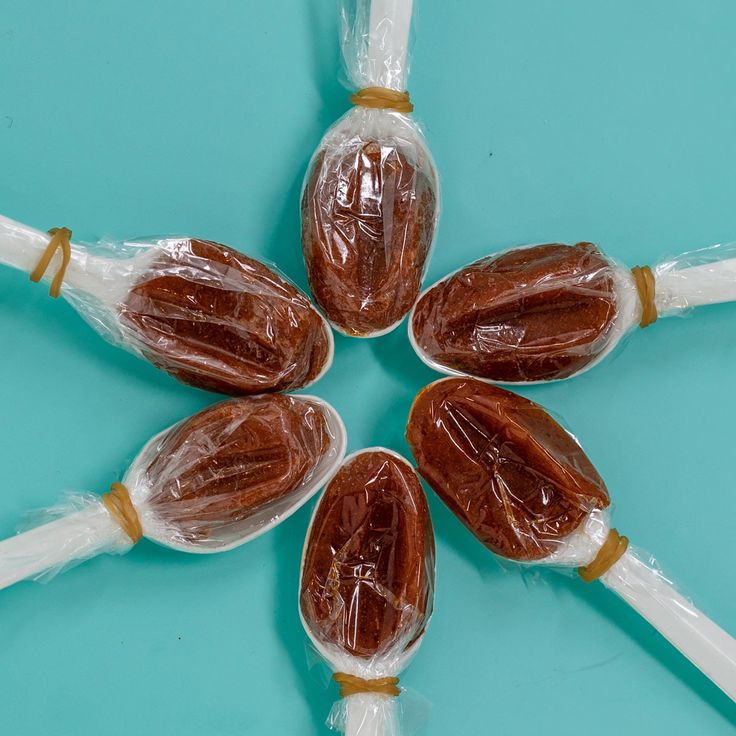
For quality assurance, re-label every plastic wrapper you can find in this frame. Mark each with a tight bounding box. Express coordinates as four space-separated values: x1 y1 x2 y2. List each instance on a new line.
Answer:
0 214 334 395
300 448 435 735
301 0 440 337
410 240 736 383
0 394 346 589
406 377 736 699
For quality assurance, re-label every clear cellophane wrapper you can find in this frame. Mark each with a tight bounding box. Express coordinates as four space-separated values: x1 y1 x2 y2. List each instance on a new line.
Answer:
0 395 346 587
299 449 434 735
410 240 736 384
0 215 334 395
523 507 736 699
406 377 736 698
301 0 440 337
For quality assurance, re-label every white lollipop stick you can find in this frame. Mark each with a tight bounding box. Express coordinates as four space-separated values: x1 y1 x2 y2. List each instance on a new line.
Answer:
0 397 347 591
539 511 736 699
0 213 152 303
367 0 413 91
0 214 65 275
602 550 736 700
344 693 399 736
0 505 125 589
655 257 736 312
299 447 427 736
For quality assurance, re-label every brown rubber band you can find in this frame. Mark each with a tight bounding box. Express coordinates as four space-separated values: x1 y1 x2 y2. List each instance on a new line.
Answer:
29 227 73 299
349 87 414 113
631 265 657 328
578 528 629 583
102 482 143 544
333 673 401 698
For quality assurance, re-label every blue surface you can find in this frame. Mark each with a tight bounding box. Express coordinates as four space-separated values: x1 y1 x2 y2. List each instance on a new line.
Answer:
1 1 736 733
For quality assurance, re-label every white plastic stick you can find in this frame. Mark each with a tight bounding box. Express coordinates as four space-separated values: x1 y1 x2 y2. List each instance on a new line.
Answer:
0 505 122 589
368 0 413 90
656 257 736 312
0 213 149 303
0 214 61 275
344 693 399 736
0 213 103 296
602 550 736 700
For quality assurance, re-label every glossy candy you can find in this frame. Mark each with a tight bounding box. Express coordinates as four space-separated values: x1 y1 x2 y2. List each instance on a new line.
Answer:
411 242 617 382
406 378 609 560
140 394 336 548
301 449 434 657
302 144 437 337
120 238 332 394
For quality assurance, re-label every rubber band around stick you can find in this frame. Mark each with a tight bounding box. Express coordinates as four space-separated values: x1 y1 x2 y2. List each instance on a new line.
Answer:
578 528 629 583
29 227 72 298
350 87 414 113
333 673 401 698
631 265 657 328
102 482 143 544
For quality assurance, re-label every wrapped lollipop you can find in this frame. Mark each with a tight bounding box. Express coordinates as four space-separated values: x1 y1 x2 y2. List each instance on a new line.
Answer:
301 0 439 337
0 214 333 394
410 240 736 383
0 394 346 590
406 378 736 699
300 449 435 735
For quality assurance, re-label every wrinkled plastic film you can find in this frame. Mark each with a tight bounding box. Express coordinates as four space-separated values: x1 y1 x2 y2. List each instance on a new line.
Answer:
130 395 347 552
300 449 435 735
407 378 736 699
328 693 401 736
410 240 736 384
406 377 611 561
653 241 736 314
301 0 439 338
0 395 346 589
342 0 413 91
0 495 131 588
0 214 334 395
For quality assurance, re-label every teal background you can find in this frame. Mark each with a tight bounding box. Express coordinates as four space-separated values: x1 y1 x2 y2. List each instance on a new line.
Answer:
1 0 735 733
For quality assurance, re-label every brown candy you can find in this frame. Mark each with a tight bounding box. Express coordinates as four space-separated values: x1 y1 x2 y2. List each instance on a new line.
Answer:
411 242 617 382
300 450 435 658
406 379 609 561
119 238 332 395
143 395 333 545
302 141 437 336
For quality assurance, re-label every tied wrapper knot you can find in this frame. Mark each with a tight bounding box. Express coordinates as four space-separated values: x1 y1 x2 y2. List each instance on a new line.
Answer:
578 528 629 583
29 227 73 298
631 265 657 328
350 87 414 113
333 673 401 698
102 482 143 544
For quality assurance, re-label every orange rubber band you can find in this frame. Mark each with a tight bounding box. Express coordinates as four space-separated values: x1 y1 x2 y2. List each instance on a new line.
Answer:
29 227 72 298
631 265 657 328
578 528 629 583
102 482 143 544
349 87 414 113
333 672 401 698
